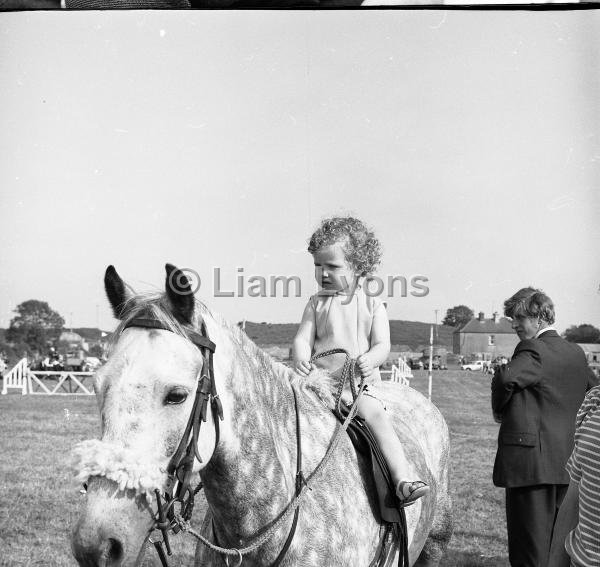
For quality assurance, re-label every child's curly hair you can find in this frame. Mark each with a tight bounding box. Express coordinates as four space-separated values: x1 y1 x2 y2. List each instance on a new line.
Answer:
307 216 382 277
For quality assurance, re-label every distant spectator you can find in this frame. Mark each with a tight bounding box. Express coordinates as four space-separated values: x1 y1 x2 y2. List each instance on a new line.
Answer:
491 287 598 566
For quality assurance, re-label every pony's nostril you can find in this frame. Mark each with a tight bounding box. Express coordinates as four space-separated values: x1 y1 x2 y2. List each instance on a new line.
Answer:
72 537 124 567
106 538 124 563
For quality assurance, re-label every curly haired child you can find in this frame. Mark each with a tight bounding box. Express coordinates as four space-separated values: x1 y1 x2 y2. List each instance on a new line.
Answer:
292 216 429 506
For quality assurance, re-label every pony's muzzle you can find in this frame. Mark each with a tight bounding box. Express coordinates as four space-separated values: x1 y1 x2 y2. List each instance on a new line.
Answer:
71 477 155 567
71 522 124 566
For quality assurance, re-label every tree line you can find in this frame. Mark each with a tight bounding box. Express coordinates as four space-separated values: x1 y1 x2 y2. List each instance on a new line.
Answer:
0 300 101 365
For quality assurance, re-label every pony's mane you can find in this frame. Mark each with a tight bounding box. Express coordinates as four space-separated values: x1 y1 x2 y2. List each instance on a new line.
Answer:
292 369 336 408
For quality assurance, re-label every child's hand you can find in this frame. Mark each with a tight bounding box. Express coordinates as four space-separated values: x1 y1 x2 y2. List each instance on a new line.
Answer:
294 360 313 377
356 354 374 379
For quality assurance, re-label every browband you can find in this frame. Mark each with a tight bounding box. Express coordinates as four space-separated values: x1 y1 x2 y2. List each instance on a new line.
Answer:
122 317 216 353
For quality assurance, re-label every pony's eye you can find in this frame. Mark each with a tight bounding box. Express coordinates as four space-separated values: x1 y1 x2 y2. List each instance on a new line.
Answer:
165 388 188 405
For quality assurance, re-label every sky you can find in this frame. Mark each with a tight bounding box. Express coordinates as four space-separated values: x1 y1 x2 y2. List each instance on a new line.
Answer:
0 10 598 334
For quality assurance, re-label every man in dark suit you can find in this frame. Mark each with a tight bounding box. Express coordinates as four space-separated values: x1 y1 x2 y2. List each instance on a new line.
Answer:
491 287 598 567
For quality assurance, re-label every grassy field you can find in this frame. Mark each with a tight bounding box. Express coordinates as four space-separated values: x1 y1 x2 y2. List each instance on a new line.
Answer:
0 370 508 566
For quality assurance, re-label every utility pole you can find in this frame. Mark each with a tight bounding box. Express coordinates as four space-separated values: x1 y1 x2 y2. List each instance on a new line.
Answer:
434 309 439 340
428 325 433 401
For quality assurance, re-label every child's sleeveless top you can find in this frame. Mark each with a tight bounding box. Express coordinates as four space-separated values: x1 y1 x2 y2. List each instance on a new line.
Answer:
309 286 383 384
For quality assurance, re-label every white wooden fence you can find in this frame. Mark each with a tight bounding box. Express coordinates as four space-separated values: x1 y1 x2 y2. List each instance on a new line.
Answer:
1 358 28 395
1 358 95 396
381 357 413 386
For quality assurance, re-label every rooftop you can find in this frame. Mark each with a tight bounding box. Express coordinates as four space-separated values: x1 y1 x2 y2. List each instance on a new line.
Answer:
577 343 600 353
59 330 84 343
457 314 514 335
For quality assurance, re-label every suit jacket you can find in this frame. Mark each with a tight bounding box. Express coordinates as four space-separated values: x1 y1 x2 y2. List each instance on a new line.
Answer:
491 330 598 488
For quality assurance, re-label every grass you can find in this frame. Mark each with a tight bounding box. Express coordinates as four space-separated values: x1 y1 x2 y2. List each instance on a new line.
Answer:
0 370 508 566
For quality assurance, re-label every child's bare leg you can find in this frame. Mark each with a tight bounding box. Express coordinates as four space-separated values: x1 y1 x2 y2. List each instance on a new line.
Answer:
348 392 429 505
354 394 406 483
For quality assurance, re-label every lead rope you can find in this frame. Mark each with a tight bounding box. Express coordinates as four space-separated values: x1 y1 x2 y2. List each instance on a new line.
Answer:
311 348 363 409
178 350 366 564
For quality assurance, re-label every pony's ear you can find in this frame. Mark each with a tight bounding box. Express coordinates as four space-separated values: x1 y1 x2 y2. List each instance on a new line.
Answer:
165 263 195 325
104 265 134 320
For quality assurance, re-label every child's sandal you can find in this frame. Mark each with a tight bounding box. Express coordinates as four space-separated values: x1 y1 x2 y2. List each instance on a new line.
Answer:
396 480 429 508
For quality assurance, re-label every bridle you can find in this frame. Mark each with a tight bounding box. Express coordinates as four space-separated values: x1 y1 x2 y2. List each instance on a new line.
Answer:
122 316 306 567
121 316 223 564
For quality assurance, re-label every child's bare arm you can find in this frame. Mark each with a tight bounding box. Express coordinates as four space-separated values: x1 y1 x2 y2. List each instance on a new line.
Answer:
357 303 391 378
292 302 316 376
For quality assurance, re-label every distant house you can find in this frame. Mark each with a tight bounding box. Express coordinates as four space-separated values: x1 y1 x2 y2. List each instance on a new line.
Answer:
453 312 518 360
58 330 89 353
578 343 600 377
578 343 600 364
69 328 111 358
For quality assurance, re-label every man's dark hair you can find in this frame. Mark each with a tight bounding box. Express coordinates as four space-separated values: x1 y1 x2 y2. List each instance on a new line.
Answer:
503 287 555 324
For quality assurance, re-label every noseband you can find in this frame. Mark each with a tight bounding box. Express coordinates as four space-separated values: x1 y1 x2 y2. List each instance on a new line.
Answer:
121 316 224 562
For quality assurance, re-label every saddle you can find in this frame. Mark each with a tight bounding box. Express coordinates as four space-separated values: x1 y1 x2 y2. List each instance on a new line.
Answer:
334 403 410 567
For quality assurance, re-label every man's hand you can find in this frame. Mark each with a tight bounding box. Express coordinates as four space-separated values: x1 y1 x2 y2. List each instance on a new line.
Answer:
493 412 503 424
294 360 313 377
356 354 374 379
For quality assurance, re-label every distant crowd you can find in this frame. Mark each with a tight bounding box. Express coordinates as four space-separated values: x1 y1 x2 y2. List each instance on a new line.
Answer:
0 352 8 377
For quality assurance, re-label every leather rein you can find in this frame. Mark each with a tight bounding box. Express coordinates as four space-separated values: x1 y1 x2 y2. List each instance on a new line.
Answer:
121 317 304 567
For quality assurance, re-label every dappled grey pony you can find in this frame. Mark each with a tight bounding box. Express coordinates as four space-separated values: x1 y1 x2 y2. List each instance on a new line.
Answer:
71 264 452 566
